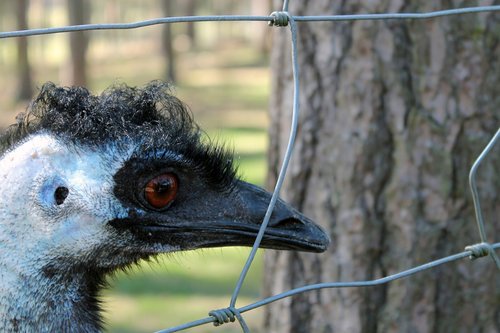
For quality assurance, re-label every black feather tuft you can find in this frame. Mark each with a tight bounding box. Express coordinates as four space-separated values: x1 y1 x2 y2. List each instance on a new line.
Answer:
0 81 237 190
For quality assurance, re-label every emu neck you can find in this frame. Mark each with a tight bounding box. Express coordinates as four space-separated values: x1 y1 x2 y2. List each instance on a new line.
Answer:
0 259 104 332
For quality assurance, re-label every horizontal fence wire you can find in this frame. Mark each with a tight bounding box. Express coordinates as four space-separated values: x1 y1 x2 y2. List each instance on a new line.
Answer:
156 244 500 333
2 6 500 38
1 4 499 333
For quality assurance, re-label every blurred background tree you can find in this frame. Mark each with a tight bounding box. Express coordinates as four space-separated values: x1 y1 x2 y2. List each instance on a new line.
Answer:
67 0 90 86
15 0 33 101
161 0 175 83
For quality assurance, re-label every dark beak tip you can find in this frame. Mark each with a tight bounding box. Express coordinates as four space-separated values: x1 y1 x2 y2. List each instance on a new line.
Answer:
307 224 331 252
270 215 331 253
316 232 331 252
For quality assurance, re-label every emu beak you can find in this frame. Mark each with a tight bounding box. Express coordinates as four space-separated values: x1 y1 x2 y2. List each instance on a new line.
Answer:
221 181 330 252
111 181 330 253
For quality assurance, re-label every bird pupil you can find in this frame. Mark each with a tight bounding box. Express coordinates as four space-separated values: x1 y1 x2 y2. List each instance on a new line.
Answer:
156 180 172 193
54 186 69 205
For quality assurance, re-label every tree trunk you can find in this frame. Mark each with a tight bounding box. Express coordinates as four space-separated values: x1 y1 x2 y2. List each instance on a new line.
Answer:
251 0 271 52
67 0 89 87
185 0 196 46
162 0 176 83
16 0 33 101
264 1 500 333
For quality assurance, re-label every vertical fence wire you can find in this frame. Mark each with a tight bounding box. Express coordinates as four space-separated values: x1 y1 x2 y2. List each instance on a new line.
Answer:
467 129 500 268
1 3 499 333
229 12 298 309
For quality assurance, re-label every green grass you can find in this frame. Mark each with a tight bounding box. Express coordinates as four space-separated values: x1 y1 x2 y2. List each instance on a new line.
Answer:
206 127 268 185
179 83 269 111
103 294 265 333
107 248 263 298
104 249 265 333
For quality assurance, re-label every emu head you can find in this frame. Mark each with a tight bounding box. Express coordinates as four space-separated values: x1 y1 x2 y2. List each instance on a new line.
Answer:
0 82 329 278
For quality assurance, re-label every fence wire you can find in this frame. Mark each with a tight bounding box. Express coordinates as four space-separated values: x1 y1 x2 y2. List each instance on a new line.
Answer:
1 3 499 333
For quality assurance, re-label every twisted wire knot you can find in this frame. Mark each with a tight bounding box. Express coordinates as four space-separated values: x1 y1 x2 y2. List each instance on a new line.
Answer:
465 242 491 259
209 308 236 326
465 242 500 269
269 11 289 27
209 307 250 332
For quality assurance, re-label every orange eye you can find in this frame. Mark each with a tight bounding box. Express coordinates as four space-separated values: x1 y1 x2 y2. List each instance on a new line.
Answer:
144 173 178 209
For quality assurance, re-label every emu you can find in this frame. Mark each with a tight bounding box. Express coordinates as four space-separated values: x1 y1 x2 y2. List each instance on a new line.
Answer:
0 82 328 332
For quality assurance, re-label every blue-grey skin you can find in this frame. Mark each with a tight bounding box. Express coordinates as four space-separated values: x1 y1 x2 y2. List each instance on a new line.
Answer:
0 83 329 332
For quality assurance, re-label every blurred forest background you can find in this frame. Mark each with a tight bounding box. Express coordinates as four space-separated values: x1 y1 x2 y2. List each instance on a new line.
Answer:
0 1 273 332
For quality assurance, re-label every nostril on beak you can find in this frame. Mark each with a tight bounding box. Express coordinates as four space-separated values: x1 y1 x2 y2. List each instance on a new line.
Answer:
272 217 304 229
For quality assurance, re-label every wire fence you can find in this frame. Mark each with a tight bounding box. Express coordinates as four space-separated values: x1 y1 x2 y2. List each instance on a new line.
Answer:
2 3 500 333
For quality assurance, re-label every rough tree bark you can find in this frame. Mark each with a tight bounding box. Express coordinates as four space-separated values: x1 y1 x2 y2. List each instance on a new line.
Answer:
264 1 500 332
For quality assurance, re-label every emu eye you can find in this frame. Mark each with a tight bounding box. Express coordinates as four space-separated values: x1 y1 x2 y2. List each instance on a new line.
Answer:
54 186 69 205
144 173 178 209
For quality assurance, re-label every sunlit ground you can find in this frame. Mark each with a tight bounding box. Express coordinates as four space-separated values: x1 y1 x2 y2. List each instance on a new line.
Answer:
0 29 271 332
102 248 265 333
